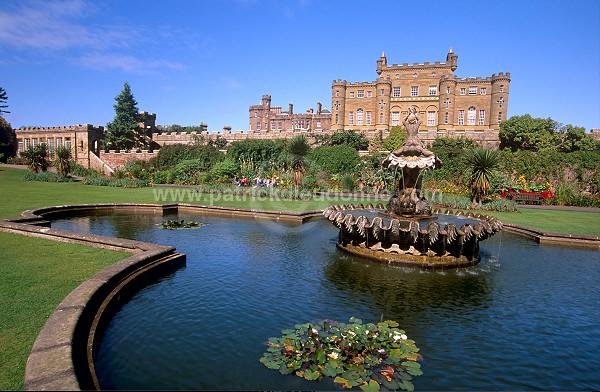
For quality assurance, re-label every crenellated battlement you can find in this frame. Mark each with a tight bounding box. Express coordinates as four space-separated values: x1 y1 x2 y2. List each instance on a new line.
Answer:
16 124 103 132
385 61 449 69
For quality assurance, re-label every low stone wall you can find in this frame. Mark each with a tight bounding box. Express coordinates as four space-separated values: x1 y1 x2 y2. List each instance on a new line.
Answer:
502 223 600 248
98 150 157 170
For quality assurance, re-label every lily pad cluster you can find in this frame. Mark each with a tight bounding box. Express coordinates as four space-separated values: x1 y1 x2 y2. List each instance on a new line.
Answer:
158 219 206 230
260 317 422 391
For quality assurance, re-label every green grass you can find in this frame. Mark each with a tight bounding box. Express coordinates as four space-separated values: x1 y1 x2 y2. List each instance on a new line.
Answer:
0 165 598 390
0 232 130 390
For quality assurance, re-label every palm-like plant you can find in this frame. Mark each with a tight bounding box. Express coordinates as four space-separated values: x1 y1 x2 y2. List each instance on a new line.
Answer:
55 145 72 177
21 144 50 173
287 135 310 193
465 147 499 205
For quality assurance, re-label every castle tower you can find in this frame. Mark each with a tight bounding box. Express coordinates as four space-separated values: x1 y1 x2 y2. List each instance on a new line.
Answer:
490 73 511 127
331 80 347 132
439 75 457 131
375 77 391 131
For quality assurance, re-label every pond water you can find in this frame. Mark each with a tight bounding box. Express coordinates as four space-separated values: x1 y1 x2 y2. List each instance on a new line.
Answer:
51 211 600 391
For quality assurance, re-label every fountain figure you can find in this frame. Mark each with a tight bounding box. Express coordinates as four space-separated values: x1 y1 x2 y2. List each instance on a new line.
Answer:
324 106 503 268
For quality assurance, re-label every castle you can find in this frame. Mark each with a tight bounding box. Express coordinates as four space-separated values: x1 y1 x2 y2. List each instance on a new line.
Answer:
329 49 510 147
13 49 511 171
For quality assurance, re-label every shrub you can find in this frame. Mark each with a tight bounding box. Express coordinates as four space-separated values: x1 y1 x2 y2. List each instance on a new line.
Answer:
154 144 224 170
553 182 577 206
23 172 73 182
174 159 205 184
152 169 175 184
81 177 149 187
308 145 360 175
20 144 50 173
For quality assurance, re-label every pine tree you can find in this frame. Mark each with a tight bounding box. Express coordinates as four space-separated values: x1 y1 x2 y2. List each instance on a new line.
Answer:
0 87 10 115
105 82 141 150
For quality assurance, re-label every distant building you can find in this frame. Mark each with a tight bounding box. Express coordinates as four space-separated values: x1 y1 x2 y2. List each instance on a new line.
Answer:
330 49 511 147
248 95 331 136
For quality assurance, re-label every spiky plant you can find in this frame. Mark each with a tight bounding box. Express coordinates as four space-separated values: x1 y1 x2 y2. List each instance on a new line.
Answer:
466 147 499 205
287 135 310 193
21 144 49 173
54 145 72 177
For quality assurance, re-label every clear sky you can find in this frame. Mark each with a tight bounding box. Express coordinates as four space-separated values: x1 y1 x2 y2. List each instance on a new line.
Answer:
1 0 599 133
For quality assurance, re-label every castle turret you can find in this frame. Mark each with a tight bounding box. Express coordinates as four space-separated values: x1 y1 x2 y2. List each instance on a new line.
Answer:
439 75 457 129
288 102 293 115
446 48 458 72
375 77 391 131
376 51 387 75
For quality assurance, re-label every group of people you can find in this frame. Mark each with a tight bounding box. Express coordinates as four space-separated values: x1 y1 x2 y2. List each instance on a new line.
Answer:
233 175 277 188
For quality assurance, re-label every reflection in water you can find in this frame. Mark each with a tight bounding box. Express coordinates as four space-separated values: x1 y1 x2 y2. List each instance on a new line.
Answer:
51 213 600 391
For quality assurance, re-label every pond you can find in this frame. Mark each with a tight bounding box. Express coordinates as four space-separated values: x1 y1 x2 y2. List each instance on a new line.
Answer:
51 211 600 391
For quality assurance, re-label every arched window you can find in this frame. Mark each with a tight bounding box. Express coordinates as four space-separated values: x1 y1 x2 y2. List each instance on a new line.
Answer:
356 108 364 125
467 106 476 125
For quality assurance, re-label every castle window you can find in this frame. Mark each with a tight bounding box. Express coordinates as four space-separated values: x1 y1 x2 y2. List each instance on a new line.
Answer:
467 106 476 125
411 86 418 96
334 101 339 110
357 90 364 98
498 111 502 124
366 111 371 125
391 112 400 126
469 86 477 95
348 112 354 125
393 87 401 97
380 89 385 96
500 85 504 93
447 86 451 94
47 138 54 158
335 114 339 124
427 111 436 126
432 72 437 77
458 110 465 125
444 112 449 124
429 86 437 96
445 98 450 109
56 137 62 147
25 138 31 149
380 100 385 109
271 121 276 130
335 90 340 97
256 122 261 130
65 137 72 151
367 91 372 98
278 121 282 130
498 97 504 108
17 138 23 153
356 109 364 125
479 110 486 125
349 92 355 98
31 138 37 148
395 74 400 79
316 121 321 128
379 113 384 124
480 87 487 95
460 88 466 95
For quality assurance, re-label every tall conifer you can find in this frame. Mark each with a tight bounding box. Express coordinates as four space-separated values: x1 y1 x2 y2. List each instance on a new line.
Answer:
105 82 140 150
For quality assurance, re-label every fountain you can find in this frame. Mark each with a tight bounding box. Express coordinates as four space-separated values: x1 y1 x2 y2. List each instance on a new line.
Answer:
324 106 503 268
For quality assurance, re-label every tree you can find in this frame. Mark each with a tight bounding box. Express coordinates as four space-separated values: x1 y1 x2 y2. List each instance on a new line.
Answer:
313 130 369 150
0 115 16 162
287 135 310 193
383 126 407 152
105 82 142 150
21 144 50 173
555 124 597 152
466 147 500 205
0 87 10 115
499 115 558 152
54 145 72 177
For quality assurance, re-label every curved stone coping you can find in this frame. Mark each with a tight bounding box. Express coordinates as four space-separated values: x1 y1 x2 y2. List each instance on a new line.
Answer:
0 203 323 391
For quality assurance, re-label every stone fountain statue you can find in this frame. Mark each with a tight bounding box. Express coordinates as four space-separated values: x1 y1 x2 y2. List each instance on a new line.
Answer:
382 106 441 218
323 106 503 268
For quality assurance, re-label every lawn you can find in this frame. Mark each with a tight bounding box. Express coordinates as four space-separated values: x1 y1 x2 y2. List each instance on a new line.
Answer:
0 165 598 390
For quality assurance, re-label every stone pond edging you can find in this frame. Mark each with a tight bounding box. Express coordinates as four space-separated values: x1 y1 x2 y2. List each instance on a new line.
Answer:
0 203 323 390
0 203 596 390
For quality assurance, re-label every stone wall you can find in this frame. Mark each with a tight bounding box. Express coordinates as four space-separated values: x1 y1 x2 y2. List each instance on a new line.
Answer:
98 150 157 169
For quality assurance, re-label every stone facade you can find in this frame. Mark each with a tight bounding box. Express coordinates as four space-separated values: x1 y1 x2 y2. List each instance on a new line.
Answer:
14 124 104 168
248 95 331 135
330 49 511 147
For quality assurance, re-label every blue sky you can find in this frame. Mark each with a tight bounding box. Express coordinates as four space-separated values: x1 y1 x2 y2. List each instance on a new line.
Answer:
1 0 599 133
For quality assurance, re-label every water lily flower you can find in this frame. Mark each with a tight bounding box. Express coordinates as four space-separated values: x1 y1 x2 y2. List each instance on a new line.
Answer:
328 352 339 359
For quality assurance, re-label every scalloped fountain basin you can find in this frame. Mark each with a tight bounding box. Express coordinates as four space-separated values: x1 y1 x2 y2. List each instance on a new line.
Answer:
323 204 503 268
